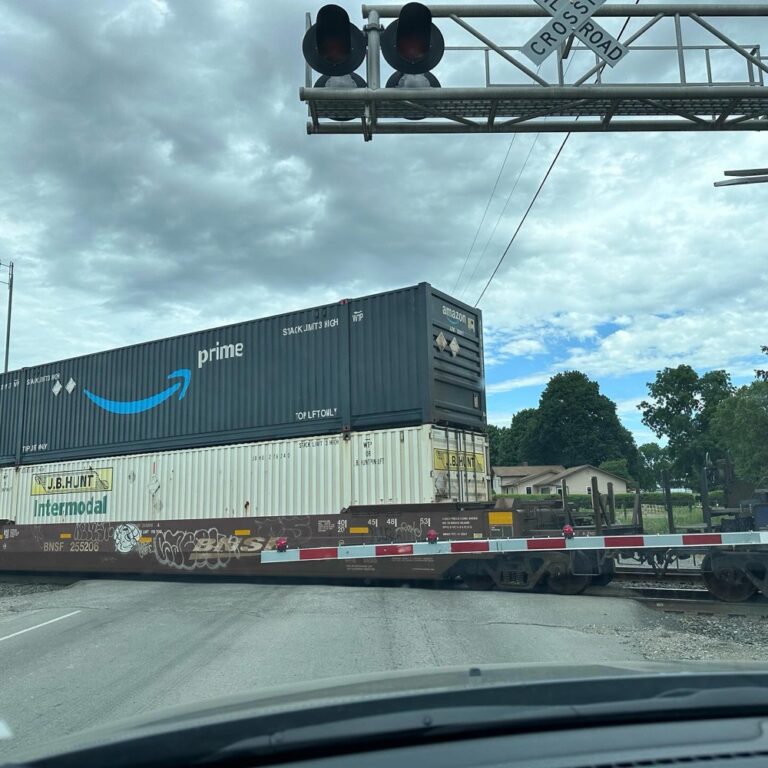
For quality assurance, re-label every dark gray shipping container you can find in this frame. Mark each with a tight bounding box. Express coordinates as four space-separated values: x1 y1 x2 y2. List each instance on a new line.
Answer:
1 284 485 465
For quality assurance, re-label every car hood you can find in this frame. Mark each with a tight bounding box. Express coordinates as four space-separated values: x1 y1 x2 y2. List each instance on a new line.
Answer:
5 660 768 765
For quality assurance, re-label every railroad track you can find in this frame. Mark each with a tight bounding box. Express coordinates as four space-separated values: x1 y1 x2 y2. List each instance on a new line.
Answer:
589 583 768 616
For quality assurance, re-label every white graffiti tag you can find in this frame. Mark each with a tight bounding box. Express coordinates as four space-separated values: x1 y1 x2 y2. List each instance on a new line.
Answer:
113 523 141 554
153 527 236 571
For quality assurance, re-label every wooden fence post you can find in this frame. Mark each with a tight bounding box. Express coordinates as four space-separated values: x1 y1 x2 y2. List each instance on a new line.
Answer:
700 468 712 531
632 488 643 532
607 481 616 525
591 475 602 535
561 479 573 525
662 470 676 534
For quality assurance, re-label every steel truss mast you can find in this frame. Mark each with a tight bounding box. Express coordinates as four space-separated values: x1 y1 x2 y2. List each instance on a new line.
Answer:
302 4 768 139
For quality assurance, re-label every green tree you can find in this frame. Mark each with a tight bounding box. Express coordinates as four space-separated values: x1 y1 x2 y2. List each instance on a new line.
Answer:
598 458 637 487
487 424 511 466
757 345 768 381
711 380 768 484
639 365 734 485
637 442 671 491
487 409 538 466
520 371 639 471
507 407 538 464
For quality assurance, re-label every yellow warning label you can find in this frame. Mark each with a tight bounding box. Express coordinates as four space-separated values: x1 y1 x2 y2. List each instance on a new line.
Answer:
139 536 153 544
59 532 72 540
488 511 513 526
234 529 251 536
32 468 113 496
433 449 486 473
349 526 369 534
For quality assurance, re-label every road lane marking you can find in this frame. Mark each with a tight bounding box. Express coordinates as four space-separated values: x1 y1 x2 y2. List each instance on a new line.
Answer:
0 610 81 644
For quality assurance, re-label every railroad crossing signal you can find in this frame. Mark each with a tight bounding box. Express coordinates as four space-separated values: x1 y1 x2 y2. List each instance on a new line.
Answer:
302 4 367 86
301 3 768 139
522 0 629 67
380 2 444 88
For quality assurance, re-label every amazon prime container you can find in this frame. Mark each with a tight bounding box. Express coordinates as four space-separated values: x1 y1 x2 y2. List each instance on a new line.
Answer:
1 425 490 525
2 283 485 466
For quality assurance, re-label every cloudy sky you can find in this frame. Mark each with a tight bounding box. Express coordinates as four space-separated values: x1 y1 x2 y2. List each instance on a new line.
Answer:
0 0 765 445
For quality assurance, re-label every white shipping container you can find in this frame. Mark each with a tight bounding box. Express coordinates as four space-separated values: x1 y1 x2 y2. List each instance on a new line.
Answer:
0 425 489 526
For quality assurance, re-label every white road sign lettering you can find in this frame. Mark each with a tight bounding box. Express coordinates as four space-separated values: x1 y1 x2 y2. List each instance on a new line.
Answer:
523 0 629 68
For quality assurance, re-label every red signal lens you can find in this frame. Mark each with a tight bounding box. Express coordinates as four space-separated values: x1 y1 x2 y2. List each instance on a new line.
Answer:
397 35 428 63
316 5 351 64
319 37 348 64
397 3 432 63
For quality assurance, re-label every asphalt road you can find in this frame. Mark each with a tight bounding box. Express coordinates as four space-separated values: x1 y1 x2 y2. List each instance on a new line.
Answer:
0 579 651 760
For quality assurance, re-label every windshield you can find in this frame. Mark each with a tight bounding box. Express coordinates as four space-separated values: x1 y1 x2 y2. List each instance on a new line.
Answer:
0 0 767 762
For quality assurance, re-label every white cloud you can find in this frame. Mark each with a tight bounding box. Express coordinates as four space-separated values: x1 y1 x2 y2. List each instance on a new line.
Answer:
0 1 765 390
559 310 767 379
487 372 551 394
615 397 645 417
500 337 546 356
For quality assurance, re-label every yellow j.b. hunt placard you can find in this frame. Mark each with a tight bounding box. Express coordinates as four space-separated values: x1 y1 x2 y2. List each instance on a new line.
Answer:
433 449 486 473
31 467 113 496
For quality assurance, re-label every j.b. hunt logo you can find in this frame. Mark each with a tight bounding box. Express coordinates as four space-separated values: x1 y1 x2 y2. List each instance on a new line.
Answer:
80 340 244 416
32 468 113 496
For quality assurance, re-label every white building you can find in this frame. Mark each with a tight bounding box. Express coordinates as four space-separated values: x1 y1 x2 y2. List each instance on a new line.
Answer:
492 464 628 496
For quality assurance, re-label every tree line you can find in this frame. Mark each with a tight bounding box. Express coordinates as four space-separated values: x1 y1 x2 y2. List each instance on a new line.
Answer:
488 347 768 492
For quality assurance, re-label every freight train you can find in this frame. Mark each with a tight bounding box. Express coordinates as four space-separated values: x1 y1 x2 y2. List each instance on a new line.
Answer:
0 283 765 601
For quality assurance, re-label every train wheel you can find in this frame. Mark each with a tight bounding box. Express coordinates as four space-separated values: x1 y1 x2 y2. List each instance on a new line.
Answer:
591 559 615 587
548 573 591 595
701 554 757 602
546 554 591 595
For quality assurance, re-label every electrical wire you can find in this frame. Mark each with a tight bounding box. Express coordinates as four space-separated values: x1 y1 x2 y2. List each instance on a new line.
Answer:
452 62 545 296
474 135 570 306
463 132 542 298
473 1 641 307
451 135 519 293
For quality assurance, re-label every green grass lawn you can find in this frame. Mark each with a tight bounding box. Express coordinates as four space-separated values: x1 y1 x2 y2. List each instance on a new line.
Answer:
603 504 705 534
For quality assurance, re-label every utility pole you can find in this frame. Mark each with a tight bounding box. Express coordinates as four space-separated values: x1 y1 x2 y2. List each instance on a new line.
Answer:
0 261 13 373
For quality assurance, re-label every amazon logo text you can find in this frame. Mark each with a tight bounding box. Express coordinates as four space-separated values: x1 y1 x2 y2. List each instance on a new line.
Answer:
197 340 244 369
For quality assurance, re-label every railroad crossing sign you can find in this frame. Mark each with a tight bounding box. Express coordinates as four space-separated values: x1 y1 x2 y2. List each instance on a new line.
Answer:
522 0 629 67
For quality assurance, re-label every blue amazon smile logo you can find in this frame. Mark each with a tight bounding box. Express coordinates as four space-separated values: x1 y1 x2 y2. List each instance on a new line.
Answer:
83 369 192 415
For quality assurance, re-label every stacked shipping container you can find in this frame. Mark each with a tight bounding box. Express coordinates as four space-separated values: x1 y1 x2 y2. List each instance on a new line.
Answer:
0 425 489 525
0 283 485 466
0 284 489 523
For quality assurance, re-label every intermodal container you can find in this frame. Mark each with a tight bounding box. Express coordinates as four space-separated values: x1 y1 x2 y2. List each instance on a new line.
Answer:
3 283 485 465
1 425 490 525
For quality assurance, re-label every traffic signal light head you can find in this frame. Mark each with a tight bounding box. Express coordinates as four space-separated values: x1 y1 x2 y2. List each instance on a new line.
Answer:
302 4 367 78
381 2 444 76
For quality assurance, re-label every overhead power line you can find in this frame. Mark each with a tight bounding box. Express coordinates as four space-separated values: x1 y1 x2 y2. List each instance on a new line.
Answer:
463 132 542 298
473 1 641 307
474 136 570 307
451 135 519 294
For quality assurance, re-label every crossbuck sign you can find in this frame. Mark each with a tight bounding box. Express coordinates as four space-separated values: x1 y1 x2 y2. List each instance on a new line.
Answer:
523 0 629 67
